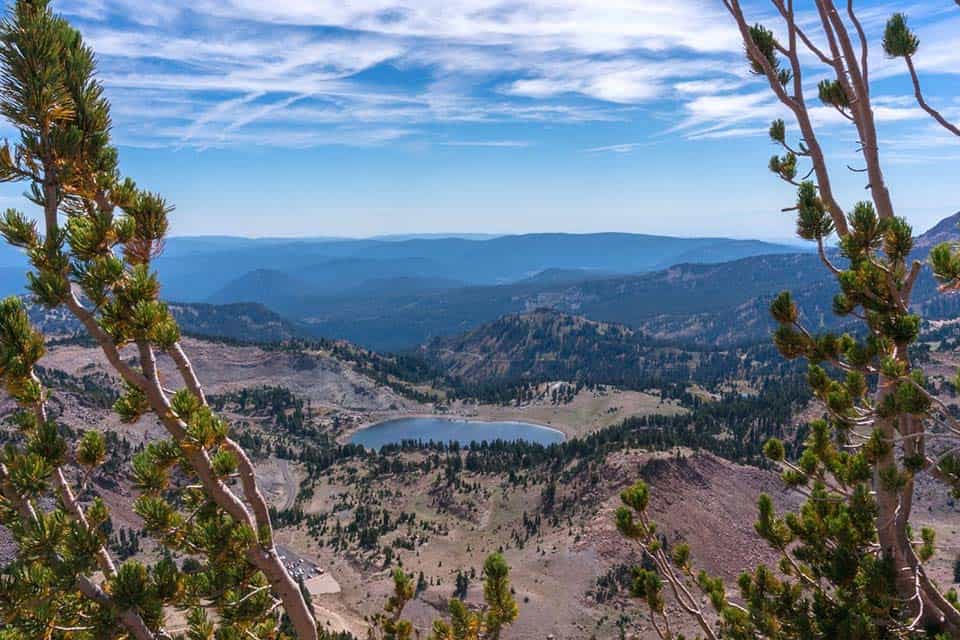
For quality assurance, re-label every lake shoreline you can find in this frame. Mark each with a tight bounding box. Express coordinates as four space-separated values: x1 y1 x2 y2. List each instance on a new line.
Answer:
347 415 567 450
338 410 571 445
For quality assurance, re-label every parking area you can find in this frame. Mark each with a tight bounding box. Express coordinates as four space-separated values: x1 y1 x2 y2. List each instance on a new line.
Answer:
276 545 341 596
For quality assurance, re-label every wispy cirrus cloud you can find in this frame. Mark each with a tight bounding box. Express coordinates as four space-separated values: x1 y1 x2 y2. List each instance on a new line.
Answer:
436 140 530 147
47 0 960 152
49 0 748 148
585 141 659 154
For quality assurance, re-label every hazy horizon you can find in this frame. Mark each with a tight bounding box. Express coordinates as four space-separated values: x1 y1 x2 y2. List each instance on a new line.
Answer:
161 230 814 243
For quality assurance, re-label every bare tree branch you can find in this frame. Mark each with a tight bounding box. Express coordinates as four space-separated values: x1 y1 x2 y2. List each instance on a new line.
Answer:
819 0 896 219
904 54 960 137
772 0 834 65
847 0 869 91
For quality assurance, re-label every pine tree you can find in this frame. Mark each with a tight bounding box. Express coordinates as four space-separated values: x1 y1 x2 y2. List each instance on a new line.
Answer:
616 2 960 638
454 570 469 600
368 553 518 640
0 1 317 637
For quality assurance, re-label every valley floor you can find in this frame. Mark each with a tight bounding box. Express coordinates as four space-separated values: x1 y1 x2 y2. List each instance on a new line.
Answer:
269 449 800 639
4 333 960 639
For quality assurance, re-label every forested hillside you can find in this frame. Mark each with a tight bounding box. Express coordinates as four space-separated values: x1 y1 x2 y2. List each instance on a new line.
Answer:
419 308 798 397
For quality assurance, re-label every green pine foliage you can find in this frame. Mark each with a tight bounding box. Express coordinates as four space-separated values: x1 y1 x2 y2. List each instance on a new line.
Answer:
0 1 317 638
615 3 960 639
368 553 518 640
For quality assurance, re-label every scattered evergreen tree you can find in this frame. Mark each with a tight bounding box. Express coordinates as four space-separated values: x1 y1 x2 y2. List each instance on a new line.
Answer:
454 570 470 600
369 553 518 640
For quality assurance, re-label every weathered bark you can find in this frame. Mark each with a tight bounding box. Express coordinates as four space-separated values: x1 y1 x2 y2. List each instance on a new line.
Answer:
28 386 121 580
135 340 318 640
165 340 320 639
916 550 960 631
872 376 917 616
54 205 317 639
817 1 895 220
54 468 118 576
77 575 158 640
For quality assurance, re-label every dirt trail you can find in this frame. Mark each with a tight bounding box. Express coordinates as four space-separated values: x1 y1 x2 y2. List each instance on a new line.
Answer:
279 459 297 511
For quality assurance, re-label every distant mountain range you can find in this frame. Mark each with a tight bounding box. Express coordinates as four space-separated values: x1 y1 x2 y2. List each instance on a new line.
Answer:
3 215 958 351
282 252 833 349
159 233 804 304
233 213 960 350
0 232 806 303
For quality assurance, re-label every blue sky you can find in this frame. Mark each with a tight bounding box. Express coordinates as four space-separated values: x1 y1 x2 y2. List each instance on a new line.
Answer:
1 0 958 240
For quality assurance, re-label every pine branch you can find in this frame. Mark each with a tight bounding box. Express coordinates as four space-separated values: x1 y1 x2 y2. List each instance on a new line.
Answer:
724 0 849 235
0 457 156 640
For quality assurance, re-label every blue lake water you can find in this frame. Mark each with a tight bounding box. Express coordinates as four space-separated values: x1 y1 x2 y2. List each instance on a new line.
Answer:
349 417 566 450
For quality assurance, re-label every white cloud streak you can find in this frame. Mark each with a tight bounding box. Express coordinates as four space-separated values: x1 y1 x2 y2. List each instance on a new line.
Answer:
48 0 960 151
